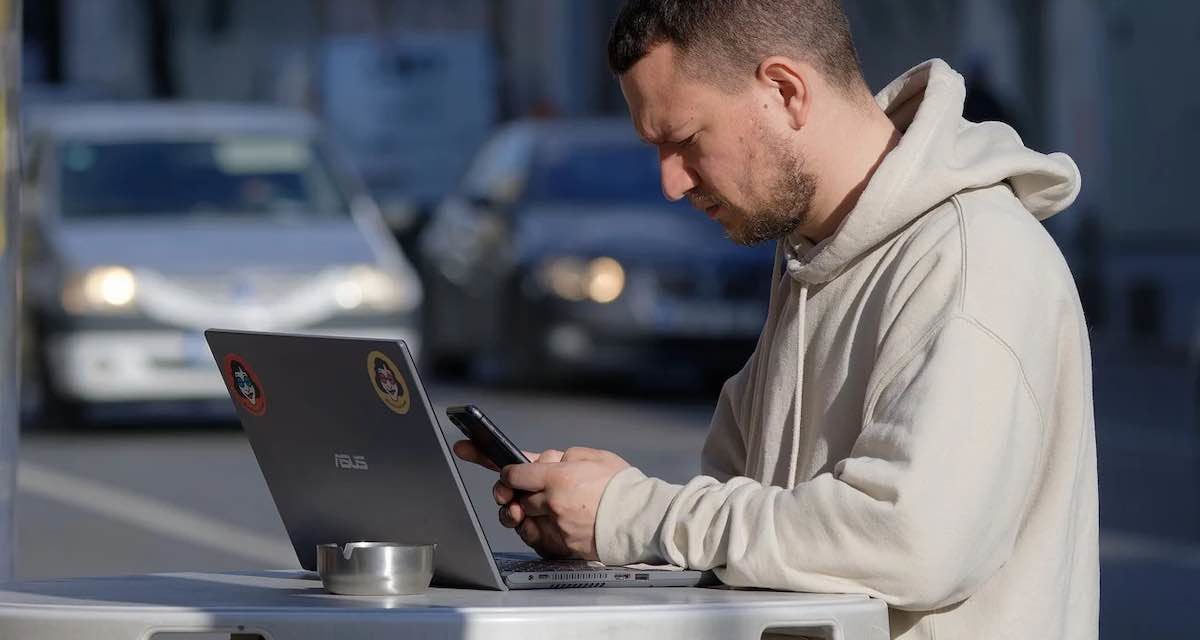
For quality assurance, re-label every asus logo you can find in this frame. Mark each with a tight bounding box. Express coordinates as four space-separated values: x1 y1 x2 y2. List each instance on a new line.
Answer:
334 454 369 470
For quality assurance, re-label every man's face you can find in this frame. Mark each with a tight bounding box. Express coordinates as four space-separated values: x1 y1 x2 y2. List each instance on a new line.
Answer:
619 44 816 246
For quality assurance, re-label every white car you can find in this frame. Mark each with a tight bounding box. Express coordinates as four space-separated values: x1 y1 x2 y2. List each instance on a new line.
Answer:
21 103 422 425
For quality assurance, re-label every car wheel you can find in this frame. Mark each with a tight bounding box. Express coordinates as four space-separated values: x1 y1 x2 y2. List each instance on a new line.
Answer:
426 351 472 380
500 339 543 388
498 286 549 388
37 393 83 431
31 366 84 431
29 332 85 430
420 275 473 381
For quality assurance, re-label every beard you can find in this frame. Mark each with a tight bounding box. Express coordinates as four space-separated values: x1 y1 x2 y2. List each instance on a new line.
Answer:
690 128 818 247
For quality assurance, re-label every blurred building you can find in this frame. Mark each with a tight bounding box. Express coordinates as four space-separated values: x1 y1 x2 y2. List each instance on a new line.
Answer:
25 0 494 209
1071 2 1200 353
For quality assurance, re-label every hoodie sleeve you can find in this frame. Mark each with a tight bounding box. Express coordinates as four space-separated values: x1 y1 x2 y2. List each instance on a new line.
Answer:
594 314 1043 611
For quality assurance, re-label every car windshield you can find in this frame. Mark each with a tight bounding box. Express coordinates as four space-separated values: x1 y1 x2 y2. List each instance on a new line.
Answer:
55 137 352 219
522 139 679 206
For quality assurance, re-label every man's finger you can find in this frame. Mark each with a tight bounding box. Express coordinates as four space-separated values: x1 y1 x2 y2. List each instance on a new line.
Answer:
452 440 501 472
507 500 526 523
518 491 551 518
493 481 514 506
518 517 541 548
524 517 570 559
534 449 564 464
499 502 525 528
502 462 554 492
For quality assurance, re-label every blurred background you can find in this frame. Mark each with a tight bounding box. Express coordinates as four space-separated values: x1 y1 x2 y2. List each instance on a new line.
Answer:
2 0 1197 637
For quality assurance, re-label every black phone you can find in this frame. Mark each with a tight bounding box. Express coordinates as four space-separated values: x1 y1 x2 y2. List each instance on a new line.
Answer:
446 405 530 469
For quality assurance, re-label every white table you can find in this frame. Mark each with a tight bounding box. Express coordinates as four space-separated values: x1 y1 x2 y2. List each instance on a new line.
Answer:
0 570 890 639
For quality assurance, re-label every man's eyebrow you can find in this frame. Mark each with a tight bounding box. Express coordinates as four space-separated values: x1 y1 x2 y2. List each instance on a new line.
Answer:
637 130 680 146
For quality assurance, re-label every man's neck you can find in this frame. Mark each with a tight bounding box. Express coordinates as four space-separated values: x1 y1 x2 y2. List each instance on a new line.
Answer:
796 109 902 244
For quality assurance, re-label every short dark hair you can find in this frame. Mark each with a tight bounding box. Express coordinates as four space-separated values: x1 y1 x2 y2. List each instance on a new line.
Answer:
608 0 866 95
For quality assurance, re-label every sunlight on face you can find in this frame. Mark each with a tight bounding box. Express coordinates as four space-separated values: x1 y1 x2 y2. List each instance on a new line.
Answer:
619 44 816 246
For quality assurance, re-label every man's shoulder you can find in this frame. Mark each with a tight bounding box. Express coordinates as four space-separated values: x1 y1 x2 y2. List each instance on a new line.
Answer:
954 184 1078 304
898 183 1055 253
955 184 1062 250
894 184 1075 295
874 183 1082 340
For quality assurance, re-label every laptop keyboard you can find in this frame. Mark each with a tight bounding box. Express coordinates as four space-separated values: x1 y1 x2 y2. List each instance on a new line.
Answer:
495 556 607 574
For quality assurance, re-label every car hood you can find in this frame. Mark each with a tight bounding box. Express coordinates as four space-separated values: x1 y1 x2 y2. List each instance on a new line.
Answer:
513 204 772 266
49 219 379 274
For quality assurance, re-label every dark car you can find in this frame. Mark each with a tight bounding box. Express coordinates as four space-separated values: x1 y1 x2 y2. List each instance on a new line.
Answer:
419 119 774 387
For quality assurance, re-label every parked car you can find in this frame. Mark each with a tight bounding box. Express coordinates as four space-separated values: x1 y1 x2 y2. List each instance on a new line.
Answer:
419 118 774 387
21 103 422 424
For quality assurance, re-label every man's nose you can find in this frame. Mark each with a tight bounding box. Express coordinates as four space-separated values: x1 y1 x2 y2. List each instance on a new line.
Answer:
658 149 697 202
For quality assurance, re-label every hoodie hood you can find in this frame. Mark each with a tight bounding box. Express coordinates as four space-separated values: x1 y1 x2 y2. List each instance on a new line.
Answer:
786 58 1081 285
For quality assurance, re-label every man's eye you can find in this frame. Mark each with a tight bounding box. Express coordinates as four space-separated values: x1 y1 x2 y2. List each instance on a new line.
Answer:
679 134 698 147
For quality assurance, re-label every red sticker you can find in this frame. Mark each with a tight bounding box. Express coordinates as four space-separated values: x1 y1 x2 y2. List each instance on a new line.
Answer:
223 353 267 416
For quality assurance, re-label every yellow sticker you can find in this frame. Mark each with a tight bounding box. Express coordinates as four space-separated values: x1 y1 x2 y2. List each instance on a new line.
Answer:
367 350 410 414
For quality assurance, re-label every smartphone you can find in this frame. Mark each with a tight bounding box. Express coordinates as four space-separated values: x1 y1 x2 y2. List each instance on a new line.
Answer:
446 405 530 469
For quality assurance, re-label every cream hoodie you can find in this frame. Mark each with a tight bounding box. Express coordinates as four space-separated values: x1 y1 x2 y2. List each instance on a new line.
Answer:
595 59 1098 640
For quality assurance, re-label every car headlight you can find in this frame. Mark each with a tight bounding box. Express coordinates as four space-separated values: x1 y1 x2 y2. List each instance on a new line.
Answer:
537 257 626 304
333 265 410 312
62 266 138 314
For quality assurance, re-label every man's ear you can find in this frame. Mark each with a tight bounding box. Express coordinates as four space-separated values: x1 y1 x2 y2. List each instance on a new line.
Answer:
756 56 813 130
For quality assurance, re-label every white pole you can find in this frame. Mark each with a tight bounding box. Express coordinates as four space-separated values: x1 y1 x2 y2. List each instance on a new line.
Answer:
0 0 21 582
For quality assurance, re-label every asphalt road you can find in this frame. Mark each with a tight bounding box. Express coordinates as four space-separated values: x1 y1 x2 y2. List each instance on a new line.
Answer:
13 350 1200 636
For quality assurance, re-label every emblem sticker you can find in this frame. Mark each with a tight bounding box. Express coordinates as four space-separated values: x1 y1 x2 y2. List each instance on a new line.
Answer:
367 350 411 415
223 354 267 416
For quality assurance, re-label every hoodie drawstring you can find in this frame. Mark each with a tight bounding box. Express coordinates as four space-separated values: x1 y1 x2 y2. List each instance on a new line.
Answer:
745 241 787 483
787 273 808 490
753 242 810 489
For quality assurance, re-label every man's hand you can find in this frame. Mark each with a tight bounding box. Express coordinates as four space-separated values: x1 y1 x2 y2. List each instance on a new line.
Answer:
452 441 630 560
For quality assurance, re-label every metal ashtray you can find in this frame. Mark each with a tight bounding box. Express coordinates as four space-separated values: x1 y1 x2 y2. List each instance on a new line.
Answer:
316 542 436 596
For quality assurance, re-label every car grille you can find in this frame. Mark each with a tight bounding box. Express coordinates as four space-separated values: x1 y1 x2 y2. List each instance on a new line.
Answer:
162 272 317 304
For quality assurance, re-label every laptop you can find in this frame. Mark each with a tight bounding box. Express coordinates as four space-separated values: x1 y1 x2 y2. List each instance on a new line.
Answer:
205 329 713 590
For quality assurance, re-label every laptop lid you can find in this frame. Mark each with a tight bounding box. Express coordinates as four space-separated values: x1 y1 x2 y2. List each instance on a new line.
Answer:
204 329 507 590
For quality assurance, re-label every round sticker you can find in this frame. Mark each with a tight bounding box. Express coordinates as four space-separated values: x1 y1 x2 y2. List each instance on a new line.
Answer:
367 350 411 415
223 354 267 416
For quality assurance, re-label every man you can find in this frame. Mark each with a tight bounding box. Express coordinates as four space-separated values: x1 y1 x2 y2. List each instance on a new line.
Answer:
454 1 1098 638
